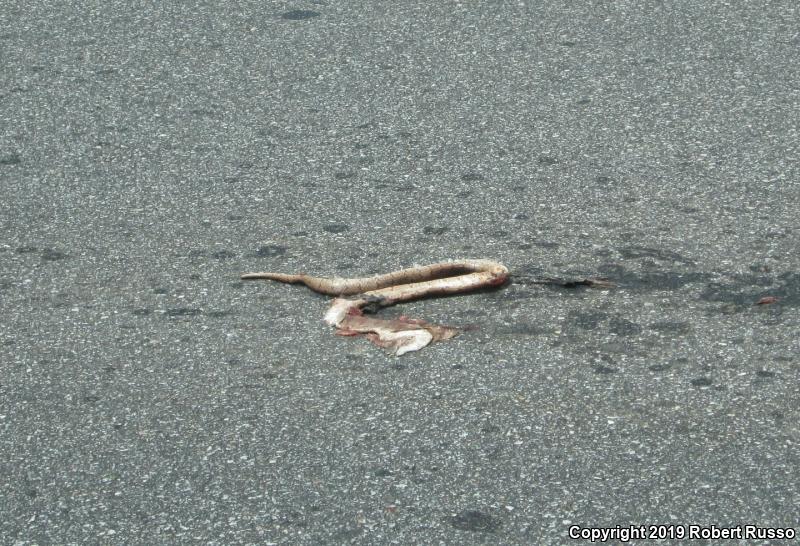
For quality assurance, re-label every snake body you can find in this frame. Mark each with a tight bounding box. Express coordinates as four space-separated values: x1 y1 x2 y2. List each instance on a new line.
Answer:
241 259 509 355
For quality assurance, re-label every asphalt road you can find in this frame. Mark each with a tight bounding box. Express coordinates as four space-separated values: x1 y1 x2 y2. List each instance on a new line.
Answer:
1 1 799 544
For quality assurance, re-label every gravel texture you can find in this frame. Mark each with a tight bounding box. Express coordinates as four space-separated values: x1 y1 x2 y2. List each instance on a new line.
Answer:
1 1 798 544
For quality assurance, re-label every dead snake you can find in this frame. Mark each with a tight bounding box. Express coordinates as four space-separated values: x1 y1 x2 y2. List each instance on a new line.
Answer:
241 259 509 355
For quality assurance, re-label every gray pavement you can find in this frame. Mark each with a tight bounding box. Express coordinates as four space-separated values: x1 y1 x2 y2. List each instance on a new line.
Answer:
1 1 799 544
